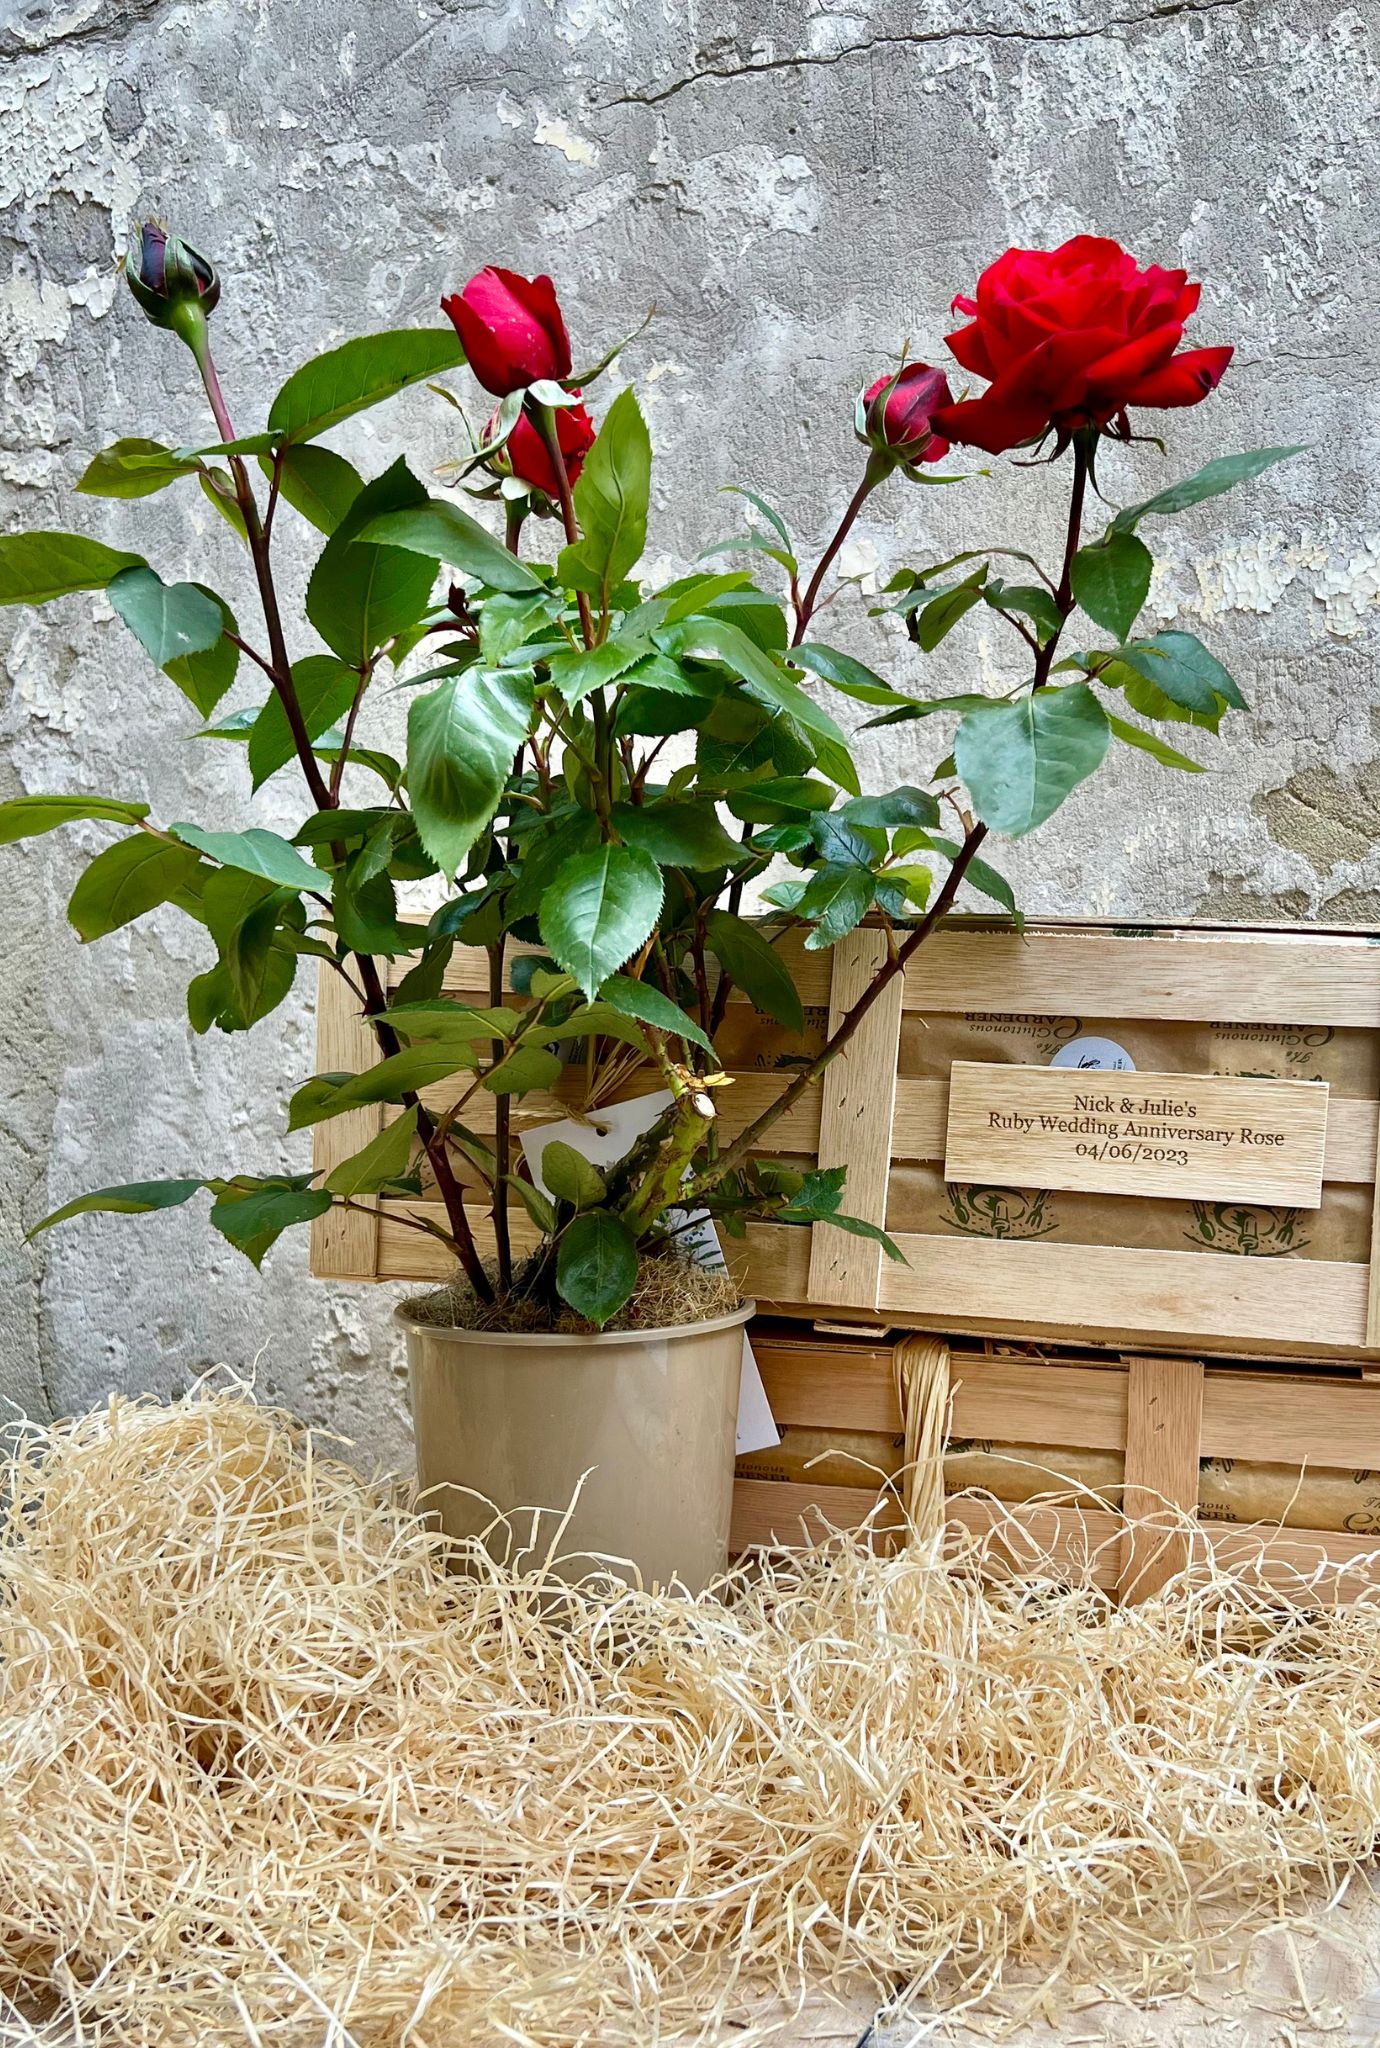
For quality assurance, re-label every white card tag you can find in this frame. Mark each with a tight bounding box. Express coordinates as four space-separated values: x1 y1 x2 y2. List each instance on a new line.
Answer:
520 1091 780 1456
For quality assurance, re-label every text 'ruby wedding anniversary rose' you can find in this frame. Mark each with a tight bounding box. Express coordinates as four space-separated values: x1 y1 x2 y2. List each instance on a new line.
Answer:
933 234 1234 455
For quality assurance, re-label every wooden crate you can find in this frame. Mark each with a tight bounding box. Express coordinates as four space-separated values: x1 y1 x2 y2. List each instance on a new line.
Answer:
736 1325 1380 1602
312 918 1380 1365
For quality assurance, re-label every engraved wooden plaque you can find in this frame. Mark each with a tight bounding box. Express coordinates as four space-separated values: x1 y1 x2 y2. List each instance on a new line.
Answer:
943 1062 1329 1208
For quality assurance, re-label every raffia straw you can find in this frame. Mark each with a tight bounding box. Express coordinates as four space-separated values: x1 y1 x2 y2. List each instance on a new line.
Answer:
893 1335 952 1543
2 1376 1380 2047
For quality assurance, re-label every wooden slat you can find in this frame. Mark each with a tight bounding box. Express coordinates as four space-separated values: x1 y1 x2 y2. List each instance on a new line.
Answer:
945 1497 1124 1590
1198 1371 1380 1466
730 1478 902 1550
1198 1523 1380 1603
876 1233 1373 1349
902 929 1380 1027
1368 1106 1380 1347
1118 1356 1206 1600
806 930 903 1310
309 964 385 1279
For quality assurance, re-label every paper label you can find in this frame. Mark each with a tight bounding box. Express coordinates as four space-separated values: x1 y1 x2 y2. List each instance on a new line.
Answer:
944 1061 1329 1208
520 1092 779 1455
1049 1035 1136 1073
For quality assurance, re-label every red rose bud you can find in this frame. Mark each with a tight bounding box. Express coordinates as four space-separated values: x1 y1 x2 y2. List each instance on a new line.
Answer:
442 266 572 397
859 362 953 470
932 235 1234 455
125 222 220 346
492 399 596 499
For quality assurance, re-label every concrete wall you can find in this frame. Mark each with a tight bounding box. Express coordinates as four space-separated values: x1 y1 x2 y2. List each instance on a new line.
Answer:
2 0 1376 1468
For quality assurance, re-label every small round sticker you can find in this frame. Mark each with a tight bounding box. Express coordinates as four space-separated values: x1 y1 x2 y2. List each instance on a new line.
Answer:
1049 1035 1136 1073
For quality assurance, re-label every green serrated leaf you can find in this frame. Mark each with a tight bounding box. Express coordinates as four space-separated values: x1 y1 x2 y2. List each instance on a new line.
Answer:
362 498 542 594
792 643 913 708
108 566 224 670
547 635 648 707
610 798 743 870
556 386 651 610
407 666 534 877
796 862 875 950
248 655 358 790
76 438 199 500
0 531 143 607
67 834 201 941
1104 711 1206 771
325 1107 419 1196
539 1139 608 1209
600 974 714 1054
209 1185 332 1268
955 683 1111 837
267 328 466 444
268 444 364 535
1111 446 1305 532
1069 532 1153 642
0 794 149 843
703 910 803 1032
163 586 238 716
28 1178 204 1240
171 823 330 892
915 576 985 652
556 1210 638 1326
1114 631 1246 716
538 844 662 1000
306 459 437 665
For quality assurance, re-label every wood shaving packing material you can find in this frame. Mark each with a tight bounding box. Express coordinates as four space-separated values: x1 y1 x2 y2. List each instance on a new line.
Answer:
1 1378 1379 2046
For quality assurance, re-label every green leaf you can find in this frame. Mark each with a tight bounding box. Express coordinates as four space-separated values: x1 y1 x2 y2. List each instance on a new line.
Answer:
610 799 744 870
67 835 200 941
1104 711 1206 771
361 499 542 594
325 1107 419 1196
557 386 651 609
984 582 1064 644
508 1176 558 1236
703 910 803 1032
268 444 364 535
1069 532 1153 642
915 577 985 652
407 667 533 877
76 438 199 500
222 891 291 1019
792 643 913 708
841 787 940 831
0 794 149 843
677 616 849 751
928 836 1021 920
247 655 358 790
722 484 792 549
107 566 225 671
1111 446 1304 532
163 587 239 716
556 1210 638 1326
306 459 437 665
292 1046 480 1126
267 328 466 444
29 1178 204 1239
481 1044 564 1096
0 532 143 607
1113 631 1246 716
210 1185 332 1268
818 1211 906 1260
600 974 715 1054
540 1140 608 1210
171 823 330 892
547 636 647 707
479 590 561 664
955 683 1111 836
796 863 875 950
539 844 663 1000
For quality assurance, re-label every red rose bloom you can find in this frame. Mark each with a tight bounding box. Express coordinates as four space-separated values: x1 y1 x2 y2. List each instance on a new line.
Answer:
441 266 572 397
498 399 597 497
932 236 1233 455
860 362 952 466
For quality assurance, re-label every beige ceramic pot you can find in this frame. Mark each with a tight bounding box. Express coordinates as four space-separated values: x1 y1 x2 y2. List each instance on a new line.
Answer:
398 1299 755 1594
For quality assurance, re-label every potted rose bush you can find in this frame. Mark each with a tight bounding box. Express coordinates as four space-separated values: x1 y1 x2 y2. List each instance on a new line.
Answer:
2 229 1294 1586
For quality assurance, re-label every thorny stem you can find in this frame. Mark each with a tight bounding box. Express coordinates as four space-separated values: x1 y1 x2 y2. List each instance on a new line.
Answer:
692 435 1094 1203
531 403 596 649
791 456 886 646
194 335 492 1298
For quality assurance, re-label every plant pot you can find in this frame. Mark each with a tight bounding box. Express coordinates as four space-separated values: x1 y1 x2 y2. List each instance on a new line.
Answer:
397 1299 755 1593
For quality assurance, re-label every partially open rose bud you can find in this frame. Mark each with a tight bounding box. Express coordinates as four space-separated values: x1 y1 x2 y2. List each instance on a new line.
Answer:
125 223 220 349
857 362 953 472
485 397 596 503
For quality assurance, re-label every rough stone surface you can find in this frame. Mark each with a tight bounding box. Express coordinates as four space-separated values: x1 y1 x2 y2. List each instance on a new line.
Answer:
2 0 1377 1469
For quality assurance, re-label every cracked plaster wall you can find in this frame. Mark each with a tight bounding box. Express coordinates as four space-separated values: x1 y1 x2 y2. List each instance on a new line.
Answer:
1 0 1377 1470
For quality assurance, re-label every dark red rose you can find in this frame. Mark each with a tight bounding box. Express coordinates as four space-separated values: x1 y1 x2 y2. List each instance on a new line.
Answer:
497 398 596 497
441 266 572 397
859 362 953 467
932 236 1233 455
